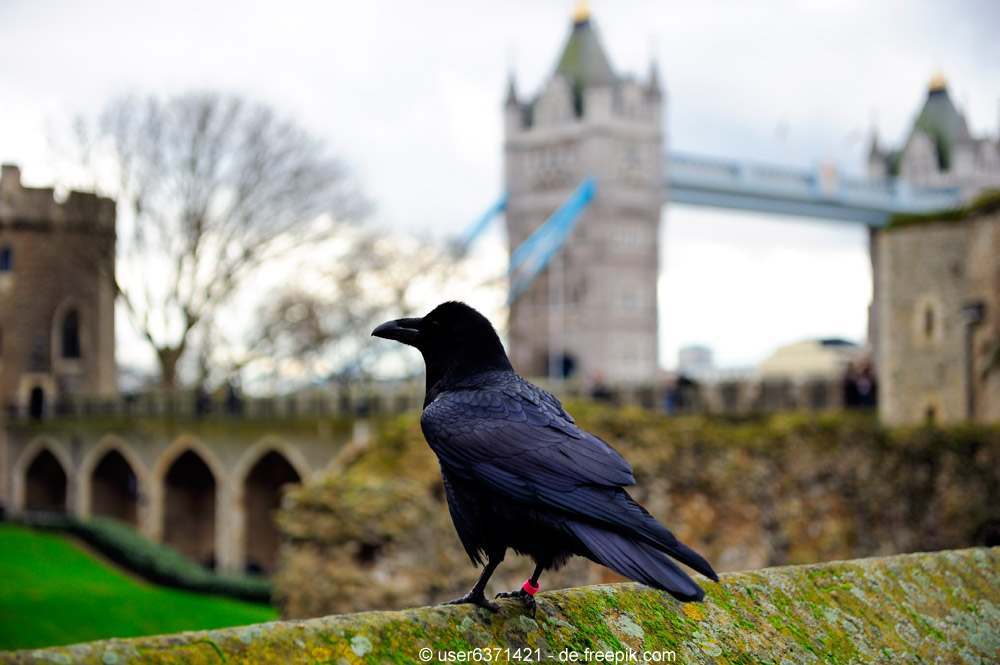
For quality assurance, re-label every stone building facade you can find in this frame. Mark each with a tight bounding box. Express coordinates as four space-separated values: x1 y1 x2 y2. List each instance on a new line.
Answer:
0 164 117 418
876 200 1000 425
504 6 663 386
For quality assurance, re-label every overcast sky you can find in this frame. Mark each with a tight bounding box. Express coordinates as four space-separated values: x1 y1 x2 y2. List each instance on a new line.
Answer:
2 0 998 372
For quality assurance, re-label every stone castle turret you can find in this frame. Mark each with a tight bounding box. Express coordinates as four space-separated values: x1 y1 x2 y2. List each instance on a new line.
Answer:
504 4 664 386
867 74 1000 201
0 164 117 417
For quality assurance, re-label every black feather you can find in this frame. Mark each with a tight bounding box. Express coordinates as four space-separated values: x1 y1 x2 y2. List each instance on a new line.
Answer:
372 301 718 606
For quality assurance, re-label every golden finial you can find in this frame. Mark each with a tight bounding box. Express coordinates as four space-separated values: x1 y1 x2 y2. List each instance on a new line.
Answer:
573 0 590 24
928 70 947 92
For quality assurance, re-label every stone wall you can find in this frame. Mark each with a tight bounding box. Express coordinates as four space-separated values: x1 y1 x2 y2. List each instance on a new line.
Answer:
876 220 969 424
4 547 998 664
967 210 1000 421
275 407 1000 619
1 417 360 572
877 198 1000 425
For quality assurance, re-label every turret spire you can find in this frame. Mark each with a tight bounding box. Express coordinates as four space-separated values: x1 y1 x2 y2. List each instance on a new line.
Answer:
929 70 948 92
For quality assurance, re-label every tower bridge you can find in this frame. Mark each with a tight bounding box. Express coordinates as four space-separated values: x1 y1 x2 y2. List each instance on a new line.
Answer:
494 4 995 388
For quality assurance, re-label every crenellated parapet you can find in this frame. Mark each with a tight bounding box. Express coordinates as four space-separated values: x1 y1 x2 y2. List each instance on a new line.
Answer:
0 165 115 231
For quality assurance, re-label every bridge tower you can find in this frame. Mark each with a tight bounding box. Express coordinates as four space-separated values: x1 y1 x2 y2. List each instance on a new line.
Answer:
504 4 664 386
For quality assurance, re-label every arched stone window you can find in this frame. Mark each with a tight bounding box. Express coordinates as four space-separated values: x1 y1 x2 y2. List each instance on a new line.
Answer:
61 309 81 359
914 294 943 347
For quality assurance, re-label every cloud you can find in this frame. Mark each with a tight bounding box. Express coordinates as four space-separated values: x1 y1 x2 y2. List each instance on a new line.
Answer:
1 0 994 372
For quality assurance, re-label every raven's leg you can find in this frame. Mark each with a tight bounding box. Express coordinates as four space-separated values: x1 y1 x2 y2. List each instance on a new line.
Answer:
495 562 544 611
443 555 503 613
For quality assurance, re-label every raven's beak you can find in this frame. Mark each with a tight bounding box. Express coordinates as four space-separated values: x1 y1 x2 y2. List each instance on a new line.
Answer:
371 317 423 346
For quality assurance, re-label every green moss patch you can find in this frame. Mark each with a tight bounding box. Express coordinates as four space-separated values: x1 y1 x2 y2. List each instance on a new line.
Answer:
4 547 998 664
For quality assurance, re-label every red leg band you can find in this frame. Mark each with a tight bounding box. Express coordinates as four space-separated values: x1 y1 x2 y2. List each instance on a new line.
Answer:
522 578 540 596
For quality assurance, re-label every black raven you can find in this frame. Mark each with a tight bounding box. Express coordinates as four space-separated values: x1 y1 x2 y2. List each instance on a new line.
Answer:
372 301 717 612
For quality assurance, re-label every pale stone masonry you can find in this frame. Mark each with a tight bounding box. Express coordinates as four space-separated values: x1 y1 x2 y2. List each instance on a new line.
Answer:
0 164 117 418
876 202 1000 425
504 8 663 386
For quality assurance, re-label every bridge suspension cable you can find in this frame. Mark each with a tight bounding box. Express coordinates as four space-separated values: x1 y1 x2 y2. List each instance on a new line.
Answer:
508 176 597 304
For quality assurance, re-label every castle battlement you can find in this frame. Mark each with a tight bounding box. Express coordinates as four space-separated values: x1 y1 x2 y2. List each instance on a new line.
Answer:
0 164 115 230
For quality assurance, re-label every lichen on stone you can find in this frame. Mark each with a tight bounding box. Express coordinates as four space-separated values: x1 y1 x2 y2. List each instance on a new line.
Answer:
3 547 1000 665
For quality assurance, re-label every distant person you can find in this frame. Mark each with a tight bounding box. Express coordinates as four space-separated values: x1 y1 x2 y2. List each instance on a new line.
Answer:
590 370 612 403
225 379 243 416
195 384 211 417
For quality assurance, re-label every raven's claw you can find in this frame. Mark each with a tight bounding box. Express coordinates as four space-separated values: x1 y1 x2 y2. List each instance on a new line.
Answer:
443 592 501 613
495 589 536 611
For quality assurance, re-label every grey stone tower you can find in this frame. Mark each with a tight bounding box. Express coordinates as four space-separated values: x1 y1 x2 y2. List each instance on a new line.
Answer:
0 165 117 418
504 5 664 386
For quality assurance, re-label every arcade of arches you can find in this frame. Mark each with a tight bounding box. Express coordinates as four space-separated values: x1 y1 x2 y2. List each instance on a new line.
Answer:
0 426 356 573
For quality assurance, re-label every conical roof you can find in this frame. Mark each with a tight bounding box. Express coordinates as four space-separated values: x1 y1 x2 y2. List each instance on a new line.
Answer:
905 75 970 171
553 6 616 94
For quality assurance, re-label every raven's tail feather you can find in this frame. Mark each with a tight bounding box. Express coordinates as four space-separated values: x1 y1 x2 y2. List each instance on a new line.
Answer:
615 493 719 582
569 522 707 602
657 538 719 583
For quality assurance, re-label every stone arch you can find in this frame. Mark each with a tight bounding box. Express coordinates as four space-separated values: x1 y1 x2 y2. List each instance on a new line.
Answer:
14 437 73 514
16 374 57 420
233 438 311 487
153 437 225 568
79 437 147 527
233 440 310 573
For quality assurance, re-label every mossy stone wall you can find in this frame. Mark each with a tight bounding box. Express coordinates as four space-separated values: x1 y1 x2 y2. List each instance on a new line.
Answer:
3 547 998 664
276 410 1000 618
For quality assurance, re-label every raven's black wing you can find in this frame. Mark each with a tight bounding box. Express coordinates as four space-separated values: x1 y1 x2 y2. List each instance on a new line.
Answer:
420 372 716 583
421 372 634 497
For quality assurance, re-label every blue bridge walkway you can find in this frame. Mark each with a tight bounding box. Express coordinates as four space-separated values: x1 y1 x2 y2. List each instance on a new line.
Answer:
665 153 962 226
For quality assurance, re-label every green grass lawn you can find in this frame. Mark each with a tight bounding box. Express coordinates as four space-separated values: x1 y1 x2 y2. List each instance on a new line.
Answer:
0 524 278 651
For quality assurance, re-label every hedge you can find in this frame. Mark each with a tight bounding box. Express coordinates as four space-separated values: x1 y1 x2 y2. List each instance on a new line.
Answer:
7 513 272 604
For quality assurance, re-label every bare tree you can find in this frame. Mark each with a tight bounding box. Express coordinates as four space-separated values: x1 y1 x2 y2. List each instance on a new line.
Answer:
72 92 367 389
234 232 460 390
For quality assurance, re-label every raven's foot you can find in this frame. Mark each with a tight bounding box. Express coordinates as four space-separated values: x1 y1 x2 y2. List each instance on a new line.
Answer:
495 589 536 612
443 591 501 613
